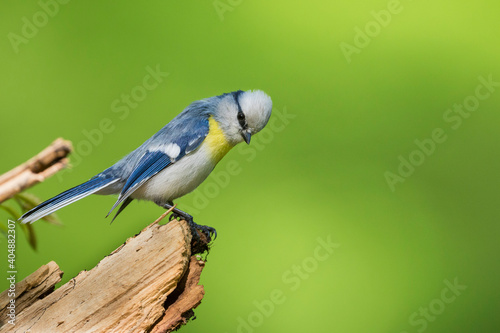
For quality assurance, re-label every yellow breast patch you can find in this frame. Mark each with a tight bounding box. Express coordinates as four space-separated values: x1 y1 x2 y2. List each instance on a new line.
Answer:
205 116 233 162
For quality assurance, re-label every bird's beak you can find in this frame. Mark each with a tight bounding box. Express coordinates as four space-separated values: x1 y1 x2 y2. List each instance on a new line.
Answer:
241 129 251 144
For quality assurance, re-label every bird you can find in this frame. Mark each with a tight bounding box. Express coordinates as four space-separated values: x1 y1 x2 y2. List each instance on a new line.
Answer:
19 90 273 241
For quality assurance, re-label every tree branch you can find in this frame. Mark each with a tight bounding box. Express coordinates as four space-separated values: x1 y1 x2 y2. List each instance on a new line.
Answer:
0 138 72 204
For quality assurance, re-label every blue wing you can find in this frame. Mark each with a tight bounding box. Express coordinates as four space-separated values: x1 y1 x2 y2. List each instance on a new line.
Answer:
122 151 171 195
107 116 209 216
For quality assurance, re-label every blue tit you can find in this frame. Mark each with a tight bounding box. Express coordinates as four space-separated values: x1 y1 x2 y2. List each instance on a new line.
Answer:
19 90 273 241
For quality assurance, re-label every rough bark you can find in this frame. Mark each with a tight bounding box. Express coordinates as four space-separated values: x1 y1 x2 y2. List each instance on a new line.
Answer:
0 220 208 332
0 262 62 322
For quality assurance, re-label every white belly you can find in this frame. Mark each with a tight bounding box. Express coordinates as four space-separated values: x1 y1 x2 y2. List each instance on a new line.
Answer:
131 144 216 202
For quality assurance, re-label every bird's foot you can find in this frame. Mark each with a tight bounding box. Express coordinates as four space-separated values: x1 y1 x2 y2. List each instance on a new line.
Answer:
184 217 217 254
188 220 217 242
183 216 216 242
162 203 216 253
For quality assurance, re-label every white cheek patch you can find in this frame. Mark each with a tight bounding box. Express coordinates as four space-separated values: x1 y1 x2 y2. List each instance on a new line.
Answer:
239 90 273 133
163 143 181 160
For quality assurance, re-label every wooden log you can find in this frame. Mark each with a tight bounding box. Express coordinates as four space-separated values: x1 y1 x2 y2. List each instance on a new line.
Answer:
0 261 62 323
0 220 208 332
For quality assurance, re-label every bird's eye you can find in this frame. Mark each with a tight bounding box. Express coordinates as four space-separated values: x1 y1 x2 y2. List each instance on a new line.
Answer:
237 111 247 129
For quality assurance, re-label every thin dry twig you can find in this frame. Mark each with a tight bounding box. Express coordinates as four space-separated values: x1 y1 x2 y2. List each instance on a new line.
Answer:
0 138 72 204
154 204 177 224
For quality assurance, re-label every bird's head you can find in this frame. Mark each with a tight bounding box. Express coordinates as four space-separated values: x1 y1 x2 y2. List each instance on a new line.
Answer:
214 90 273 146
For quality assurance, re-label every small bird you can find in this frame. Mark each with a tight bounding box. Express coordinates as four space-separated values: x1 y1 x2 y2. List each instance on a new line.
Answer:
19 90 273 241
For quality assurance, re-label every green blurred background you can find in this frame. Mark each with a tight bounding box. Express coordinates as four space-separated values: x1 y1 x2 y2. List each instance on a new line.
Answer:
1 1 500 332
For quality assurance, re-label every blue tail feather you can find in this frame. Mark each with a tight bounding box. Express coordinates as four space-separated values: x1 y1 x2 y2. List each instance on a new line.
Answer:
19 176 118 224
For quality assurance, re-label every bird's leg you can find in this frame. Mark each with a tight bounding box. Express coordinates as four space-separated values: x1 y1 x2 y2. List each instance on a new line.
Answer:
161 201 217 243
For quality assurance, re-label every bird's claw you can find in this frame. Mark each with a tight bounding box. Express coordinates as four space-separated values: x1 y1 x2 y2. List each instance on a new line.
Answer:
186 219 217 243
197 224 217 241
166 208 216 253
189 223 216 254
